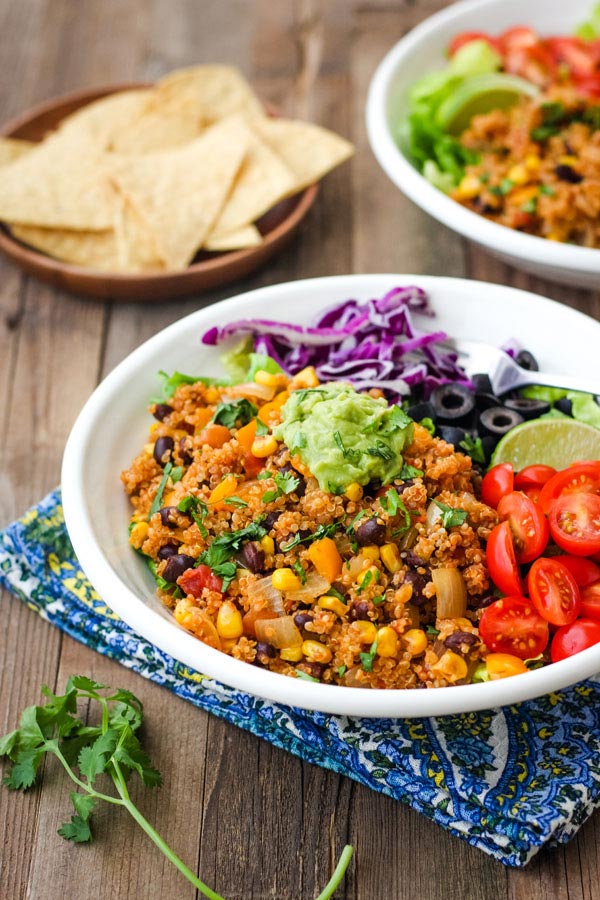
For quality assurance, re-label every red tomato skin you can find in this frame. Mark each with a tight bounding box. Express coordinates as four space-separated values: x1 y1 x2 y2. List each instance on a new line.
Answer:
580 582 600 621
527 558 581 626
514 465 556 491
448 31 499 56
243 451 264 477
556 555 600 588
575 74 600 98
497 490 549 564
550 618 600 662
486 521 524 596
178 564 223 597
479 595 549 659
498 27 538 54
545 37 597 76
538 462 600 515
481 464 514 509
548 492 600 556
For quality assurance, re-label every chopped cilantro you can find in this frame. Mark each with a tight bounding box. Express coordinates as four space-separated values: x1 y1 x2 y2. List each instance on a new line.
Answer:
333 431 362 465
280 522 338 552
327 483 345 495
356 570 373 594
289 430 307 453
419 417 435 435
337 665 347 678
520 197 537 214
177 495 209 537
148 462 173 519
262 470 301 504
499 178 514 195
295 669 319 682
400 463 423 480
257 470 272 480
539 183 556 196
372 595 386 606
198 522 267 590
387 405 412 432
223 496 248 508
426 625 440 637
459 434 486 464
381 488 412 532
530 125 559 141
434 500 468 529
366 440 394 462
211 398 258 429
292 560 307 585
326 586 347 603
360 638 378 672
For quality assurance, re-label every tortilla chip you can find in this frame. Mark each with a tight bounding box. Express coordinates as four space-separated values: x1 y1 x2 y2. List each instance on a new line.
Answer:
110 92 205 154
250 116 354 193
0 137 35 167
0 129 117 230
59 89 154 148
109 116 249 269
155 65 264 124
203 224 262 252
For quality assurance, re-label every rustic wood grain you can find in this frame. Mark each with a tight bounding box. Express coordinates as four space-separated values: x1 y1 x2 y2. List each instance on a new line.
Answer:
1 1 599 899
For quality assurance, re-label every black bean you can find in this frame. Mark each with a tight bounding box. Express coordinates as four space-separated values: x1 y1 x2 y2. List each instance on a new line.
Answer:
504 397 551 420
153 436 174 467
301 662 324 679
294 613 314 629
349 600 371 621
153 403 173 422
263 511 281 530
256 641 276 659
404 550 424 568
516 350 538 371
241 542 265 573
179 436 193 466
403 570 427 607
162 553 195 583
355 518 386 546
444 631 479 652
474 594 497 610
555 164 582 183
159 506 180 528
157 543 179 561
430 384 476 425
479 406 524 438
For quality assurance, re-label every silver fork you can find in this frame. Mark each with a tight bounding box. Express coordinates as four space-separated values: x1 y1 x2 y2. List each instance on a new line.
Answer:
450 339 600 397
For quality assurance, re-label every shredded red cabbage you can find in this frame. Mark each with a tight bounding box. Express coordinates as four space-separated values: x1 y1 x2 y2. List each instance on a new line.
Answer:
202 285 472 399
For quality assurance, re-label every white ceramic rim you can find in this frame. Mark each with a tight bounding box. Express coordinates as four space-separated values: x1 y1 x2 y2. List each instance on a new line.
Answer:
62 274 600 718
365 0 600 278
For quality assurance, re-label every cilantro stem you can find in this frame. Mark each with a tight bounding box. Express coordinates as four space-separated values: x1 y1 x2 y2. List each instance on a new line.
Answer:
314 845 354 900
51 746 123 806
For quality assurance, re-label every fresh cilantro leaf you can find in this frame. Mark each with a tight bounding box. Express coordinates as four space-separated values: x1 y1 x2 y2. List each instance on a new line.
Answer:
256 470 272 480
499 178 514 195
327 483 344 495
337 665 347 678
255 417 269 436
223 496 248 508
211 398 258 429
58 814 92 843
387 405 412 431
148 462 173 519
262 470 300 504
360 638 378 672
520 197 537 214
71 791 96 821
294 669 319 682
356 570 373 594
289 430 307 453
326 586 346 603
372 595 386 606
530 125 559 141
3 749 43 790
0 730 19 758
67 676 105 694
261 489 279 503
346 509 367 534
459 434 486 464
280 522 337 552
400 463 423 479
292 561 307 585
426 625 440 637
381 489 411 532
366 440 394 462
539 183 555 196
333 431 362 465
78 730 119 785
177 495 209 537
434 501 468 529
198 523 267 589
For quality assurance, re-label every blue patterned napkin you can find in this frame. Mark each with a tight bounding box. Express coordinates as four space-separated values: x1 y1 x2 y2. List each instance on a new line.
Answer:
1 489 600 867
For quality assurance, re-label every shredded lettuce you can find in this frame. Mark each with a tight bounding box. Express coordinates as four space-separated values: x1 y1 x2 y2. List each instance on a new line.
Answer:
522 386 600 430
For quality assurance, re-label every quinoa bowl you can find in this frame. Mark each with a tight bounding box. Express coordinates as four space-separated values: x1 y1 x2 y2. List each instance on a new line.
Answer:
62 274 600 717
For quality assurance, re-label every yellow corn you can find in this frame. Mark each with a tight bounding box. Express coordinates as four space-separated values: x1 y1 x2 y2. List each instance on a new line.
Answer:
163 490 177 507
290 365 319 389
216 601 243 639
272 568 302 592
525 153 541 170
302 640 332 664
455 175 481 200
260 535 275 555
361 545 380 562
486 653 528 680
357 565 379 586
149 422 160 433
280 645 303 663
318 596 349 617
143 442 155 457
251 434 278 457
512 185 538 206
376 626 399 658
453 617 474 631
380 543 401 574
344 482 363 502
221 638 238 653
353 620 377 644
402 628 428 657
431 650 468 683
129 522 149 549
559 154 578 166
507 163 529 186
204 386 220 403
254 369 280 388
547 231 563 242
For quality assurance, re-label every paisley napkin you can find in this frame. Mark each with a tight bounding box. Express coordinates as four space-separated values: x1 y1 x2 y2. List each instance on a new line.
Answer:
1 488 599 867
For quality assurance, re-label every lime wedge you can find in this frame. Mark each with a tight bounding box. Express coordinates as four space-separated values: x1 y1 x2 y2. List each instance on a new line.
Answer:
491 419 600 470
435 73 539 135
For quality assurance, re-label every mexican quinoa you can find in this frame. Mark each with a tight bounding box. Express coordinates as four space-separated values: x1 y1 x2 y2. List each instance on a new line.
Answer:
122 366 500 689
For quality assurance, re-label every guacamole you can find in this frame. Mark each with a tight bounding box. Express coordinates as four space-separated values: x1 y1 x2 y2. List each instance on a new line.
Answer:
275 383 414 492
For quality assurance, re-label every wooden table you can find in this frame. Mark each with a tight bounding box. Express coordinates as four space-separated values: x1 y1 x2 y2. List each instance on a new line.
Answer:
1 1 599 898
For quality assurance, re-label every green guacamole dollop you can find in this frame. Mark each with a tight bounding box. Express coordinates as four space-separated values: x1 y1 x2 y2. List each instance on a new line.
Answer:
274 383 414 493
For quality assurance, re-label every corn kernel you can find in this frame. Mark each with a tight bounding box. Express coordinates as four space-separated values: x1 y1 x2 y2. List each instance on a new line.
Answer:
129 522 149 549
353 620 377 644
431 650 468 683
486 653 528 680
149 422 160 433
402 628 428 657
357 564 379 586
318 596 349 617
507 164 529 186
547 231 563 242
344 482 363 502
251 434 278 457
361 545 380 562
254 369 280 388
376 626 399 658
525 153 540 170
302 640 332 664
290 365 319 389
272 568 302 592
216 601 243 639
559 154 578 166
143 442 155 457
260 535 275 555
380 543 401 574
221 638 237 653
280 645 303 663
453 617 473 631
455 175 481 200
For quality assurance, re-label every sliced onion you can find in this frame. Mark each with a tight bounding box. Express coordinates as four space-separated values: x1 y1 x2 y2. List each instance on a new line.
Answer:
246 576 285 616
398 526 418 550
286 573 330 604
343 556 370 584
343 666 372 688
432 567 467 619
255 616 302 649
425 500 443 530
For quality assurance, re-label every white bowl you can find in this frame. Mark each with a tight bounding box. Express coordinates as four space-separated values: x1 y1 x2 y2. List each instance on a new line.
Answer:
366 0 600 289
62 274 600 717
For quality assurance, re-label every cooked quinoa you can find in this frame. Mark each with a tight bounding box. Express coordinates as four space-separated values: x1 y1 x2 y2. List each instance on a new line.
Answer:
122 369 500 689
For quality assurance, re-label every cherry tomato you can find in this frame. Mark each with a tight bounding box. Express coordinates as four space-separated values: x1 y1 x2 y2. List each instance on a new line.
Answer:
479 596 549 659
522 486 542 504
546 37 597 77
527 558 581 626
548 492 600 556
574 74 600 98
243 450 264 477
486 521 524 596
555 555 600 588
514 465 556 491
550 618 600 662
178 564 223 597
504 44 556 86
448 31 499 56
498 27 538 54
481 463 514 509
497 491 549 564
580 582 600 621
538 462 600 515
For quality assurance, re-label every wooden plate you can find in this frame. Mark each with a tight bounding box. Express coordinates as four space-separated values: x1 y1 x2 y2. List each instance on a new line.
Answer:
0 84 319 302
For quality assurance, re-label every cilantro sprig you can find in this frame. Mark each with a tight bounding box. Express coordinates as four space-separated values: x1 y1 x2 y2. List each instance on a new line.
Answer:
434 501 468 529
198 522 267 589
0 679 352 900
211 398 257 429
279 522 338 552
262 469 301 504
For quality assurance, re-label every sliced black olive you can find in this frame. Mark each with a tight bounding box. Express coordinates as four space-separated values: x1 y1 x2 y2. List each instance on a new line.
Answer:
479 406 525 437
504 397 551 420
437 425 467 448
429 384 476 425
406 401 436 423
480 435 498 460
471 373 493 394
475 392 500 412
516 350 538 371
555 397 573 416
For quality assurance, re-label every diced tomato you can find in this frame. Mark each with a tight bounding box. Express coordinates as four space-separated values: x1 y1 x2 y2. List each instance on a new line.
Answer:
178 564 223 597
497 491 548 564
527 558 581 626
243 450 264 477
548 492 600 556
481 463 514 509
498 27 539 54
514 465 556 491
503 44 556 86
555 555 600 588
550 618 600 662
486 521 524 596
448 31 499 56
580 582 600 620
574 74 600 98
545 37 598 77
479 595 549 659
538 462 600 515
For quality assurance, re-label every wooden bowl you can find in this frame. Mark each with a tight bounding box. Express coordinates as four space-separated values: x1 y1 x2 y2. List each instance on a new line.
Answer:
0 84 319 302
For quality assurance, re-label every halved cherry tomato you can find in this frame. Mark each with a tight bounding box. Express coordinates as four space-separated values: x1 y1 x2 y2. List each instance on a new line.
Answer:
575 74 600 98
178 564 223 597
546 37 597 77
498 27 538 54
479 596 549 659
497 491 549 564
527 558 581 626
486 521 524 596
580 582 600 621
548 492 600 556
504 44 556 86
522 486 542 504
448 31 499 56
538 462 600 515
555 555 600 588
481 463 514 509
514 465 556 491
243 450 264 477
550 618 600 662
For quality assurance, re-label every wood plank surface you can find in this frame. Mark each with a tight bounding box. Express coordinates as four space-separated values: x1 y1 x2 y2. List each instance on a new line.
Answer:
0 1 598 899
